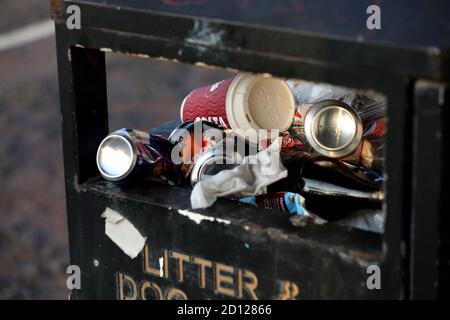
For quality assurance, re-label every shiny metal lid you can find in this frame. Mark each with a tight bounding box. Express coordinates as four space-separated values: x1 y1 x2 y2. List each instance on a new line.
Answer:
96 130 137 181
304 100 363 158
190 148 238 186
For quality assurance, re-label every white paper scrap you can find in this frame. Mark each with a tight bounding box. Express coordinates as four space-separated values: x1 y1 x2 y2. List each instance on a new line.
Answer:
101 207 147 259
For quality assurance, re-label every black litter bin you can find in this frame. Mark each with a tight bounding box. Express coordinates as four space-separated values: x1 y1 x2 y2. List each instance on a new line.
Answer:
52 0 449 299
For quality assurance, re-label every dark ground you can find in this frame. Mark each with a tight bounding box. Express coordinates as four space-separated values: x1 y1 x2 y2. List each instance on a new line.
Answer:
0 1 231 299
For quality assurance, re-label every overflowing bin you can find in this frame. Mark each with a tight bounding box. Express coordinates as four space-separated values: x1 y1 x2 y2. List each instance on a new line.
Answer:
52 0 449 299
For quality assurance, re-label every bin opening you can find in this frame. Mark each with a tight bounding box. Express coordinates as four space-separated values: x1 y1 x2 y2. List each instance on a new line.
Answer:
98 52 387 236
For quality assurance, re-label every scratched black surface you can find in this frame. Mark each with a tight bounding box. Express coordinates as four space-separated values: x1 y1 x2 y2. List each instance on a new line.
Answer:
75 0 450 49
53 0 449 299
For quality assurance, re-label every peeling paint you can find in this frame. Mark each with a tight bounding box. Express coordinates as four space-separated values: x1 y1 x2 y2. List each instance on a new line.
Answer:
193 61 233 73
99 48 154 61
158 257 164 277
289 215 309 227
290 214 327 227
267 227 290 240
225 67 240 74
105 50 184 65
154 56 180 64
186 20 225 47
194 61 209 68
72 174 81 192
349 250 378 262
312 216 328 225
178 209 231 225
337 250 372 268
133 53 151 59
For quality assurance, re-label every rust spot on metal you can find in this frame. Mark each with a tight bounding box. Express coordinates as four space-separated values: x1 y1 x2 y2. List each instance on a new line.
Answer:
349 250 379 262
50 0 63 20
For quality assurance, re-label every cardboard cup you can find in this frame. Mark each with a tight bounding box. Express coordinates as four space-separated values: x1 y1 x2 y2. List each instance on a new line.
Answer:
181 73 295 145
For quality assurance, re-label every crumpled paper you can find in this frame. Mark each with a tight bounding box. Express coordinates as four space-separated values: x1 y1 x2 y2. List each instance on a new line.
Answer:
191 138 288 209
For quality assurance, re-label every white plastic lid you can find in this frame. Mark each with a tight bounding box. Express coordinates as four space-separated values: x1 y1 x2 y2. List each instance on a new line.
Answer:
225 74 295 144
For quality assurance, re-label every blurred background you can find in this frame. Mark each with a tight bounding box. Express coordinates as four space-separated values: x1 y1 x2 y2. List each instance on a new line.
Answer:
0 0 231 299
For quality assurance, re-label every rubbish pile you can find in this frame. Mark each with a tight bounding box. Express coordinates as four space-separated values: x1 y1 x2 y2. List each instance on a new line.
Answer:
96 74 386 233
